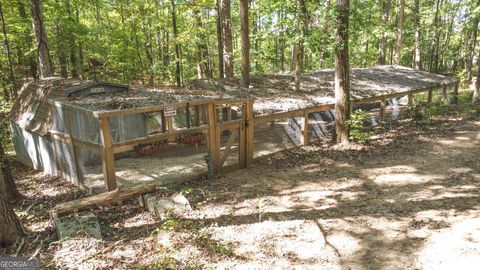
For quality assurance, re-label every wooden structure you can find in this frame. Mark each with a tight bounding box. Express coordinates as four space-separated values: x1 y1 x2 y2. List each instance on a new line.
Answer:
9 67 460 193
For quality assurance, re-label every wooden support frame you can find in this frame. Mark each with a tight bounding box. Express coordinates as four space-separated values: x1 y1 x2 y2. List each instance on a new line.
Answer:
442 85 448 104
245 99 254 167
452 83 459 105
302 109 309 146
427 89 433 104
219 129 239 167
379 99 386 122
98 116 117 191
207 102 220 173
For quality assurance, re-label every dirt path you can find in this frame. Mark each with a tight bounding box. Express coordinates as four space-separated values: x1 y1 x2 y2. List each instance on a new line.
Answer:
176 119 480 269
5 118 480 269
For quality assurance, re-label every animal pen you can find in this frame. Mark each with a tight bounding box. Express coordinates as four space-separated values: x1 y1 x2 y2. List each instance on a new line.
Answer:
8 66 459 193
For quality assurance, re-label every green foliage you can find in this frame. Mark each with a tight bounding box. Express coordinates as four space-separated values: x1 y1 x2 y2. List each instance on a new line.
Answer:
193 231 234 256
347 109 373 144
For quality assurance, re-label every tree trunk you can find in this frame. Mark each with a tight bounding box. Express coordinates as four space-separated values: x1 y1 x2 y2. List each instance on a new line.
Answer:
473 50 480 103
278 7 285 72
65 0 77 78
295 0 308 91
334 0 350 144
0 174 24 247
319 0 331 69
0 140 20 201
393 0 405 65
30 0 54 79
240 0 249 88
216 0 224 78
171 0 181 87
220 0 233 77
466 0 479 82
429 0 442 72
0 0 17 100
414 0 421 69
377 0 390 65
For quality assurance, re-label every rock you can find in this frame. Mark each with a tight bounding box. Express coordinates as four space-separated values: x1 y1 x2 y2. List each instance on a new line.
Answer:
140 193 191 219
53 214 102 239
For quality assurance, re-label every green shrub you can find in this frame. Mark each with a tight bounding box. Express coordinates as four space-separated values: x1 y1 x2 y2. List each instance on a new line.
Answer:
347 109 373 144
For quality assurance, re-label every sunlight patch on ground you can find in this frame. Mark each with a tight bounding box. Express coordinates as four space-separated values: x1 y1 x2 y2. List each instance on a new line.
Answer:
417 218 480 270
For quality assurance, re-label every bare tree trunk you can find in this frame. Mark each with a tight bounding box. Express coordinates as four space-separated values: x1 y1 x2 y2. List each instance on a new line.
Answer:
0 0 17 100
240 0 249 88
0 173 24 248
295 0 308 91
473 50 480 103
220 0 233 77
335 0 350 144
30 0 54 79
216 0 224 78
319 0 331 69
429 0 442 72
0 138 20 201
414 0 421 69
65 0 77 78
171 0 181 87
377 0 390 65
466 0 479 82
278 7 285 72
393 0 405 65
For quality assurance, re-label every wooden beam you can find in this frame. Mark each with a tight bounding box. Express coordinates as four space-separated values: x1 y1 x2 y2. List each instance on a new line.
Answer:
379 99 386 122
245 99 254 167
427 89 433 104
302 109 309 146
52 183 157 217
220 129 239 167
99 117 117 191
442 85 448 104
207 102 219 173
186 103 191 128
408 94 414 106
194 105 200 126
64 107 81 185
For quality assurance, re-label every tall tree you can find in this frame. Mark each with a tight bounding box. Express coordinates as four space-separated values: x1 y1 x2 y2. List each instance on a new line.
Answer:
220 0 233 77
30 0 54 79
215 0 224 78
0 173 24 247
393 0 405 65
240 0 249 88
414 0 421 69
377 0 391 65
473 49 480 103
171 0 181 87
466 0 479 82
334 0 351 144
319 0 331 69
294 0 308 91
0 0 17 100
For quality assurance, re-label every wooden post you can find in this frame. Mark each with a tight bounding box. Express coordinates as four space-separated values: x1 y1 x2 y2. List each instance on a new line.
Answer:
442 85 448 104
452 83 459 105
407 94 414 106
98 116 117 191
160 111 166 133
207 102 219 172
64 107 81 185
379 99 386 122
194 105 200 126
302 109 309 146
186 102 191 128
427 89 433 104
245 99 254 167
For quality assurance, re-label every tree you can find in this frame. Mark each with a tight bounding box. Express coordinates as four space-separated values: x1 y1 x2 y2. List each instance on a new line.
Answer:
215 0 224 79
393 0 405 65
220 0 233 78
473 49 480 103
30 0 54 79
0 173 24 247
414 0 421 69
377 0 391 65
294 0 308 91
240 0 249 88
0 0 17 100
334 0 351 144
466 0 479 82
171 0 181 87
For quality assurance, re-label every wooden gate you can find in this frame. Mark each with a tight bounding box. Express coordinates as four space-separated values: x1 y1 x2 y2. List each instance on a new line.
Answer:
208 99 254 173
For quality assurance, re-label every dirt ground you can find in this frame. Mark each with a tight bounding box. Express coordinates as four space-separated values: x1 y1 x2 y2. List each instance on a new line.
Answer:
2 107 480 269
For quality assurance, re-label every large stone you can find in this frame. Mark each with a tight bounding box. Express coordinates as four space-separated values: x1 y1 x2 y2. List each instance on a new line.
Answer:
139 193 191 219
53 214 102 239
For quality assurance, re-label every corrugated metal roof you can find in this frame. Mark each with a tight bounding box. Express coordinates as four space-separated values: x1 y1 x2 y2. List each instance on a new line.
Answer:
8 78 130 136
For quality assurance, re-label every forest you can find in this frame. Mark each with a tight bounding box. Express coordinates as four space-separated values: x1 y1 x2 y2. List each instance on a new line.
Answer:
1 0 480 269
0 0 478 93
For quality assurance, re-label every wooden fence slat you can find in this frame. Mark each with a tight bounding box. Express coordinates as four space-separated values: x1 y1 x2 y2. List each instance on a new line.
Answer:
220 129 239 167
